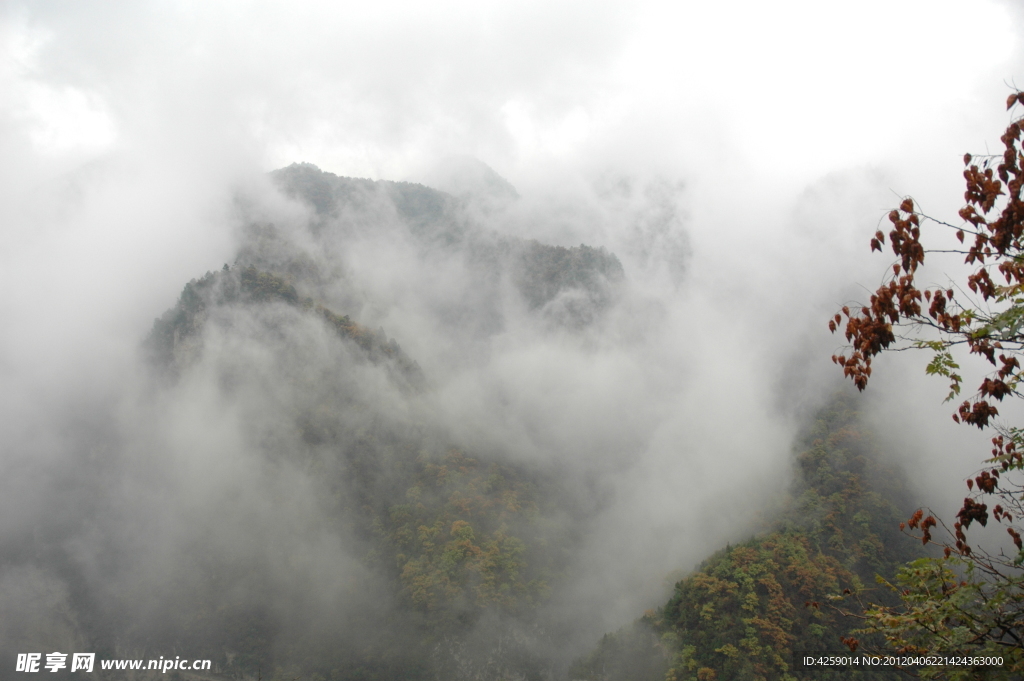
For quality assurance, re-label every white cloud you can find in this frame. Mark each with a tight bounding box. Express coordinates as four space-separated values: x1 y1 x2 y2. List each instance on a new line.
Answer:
19 83 116 154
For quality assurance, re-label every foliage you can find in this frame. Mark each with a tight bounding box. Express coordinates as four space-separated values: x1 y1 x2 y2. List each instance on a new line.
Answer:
786 396 922 584
863 556 1024 680
660 532 859 681
572 396 919 681
378 448 552 622
829 92 1024 676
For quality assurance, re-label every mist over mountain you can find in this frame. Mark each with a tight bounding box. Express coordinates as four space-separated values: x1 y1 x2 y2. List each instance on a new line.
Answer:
412 156 519 206
0 155 933 680
262 163 624 333
3 2 1021 680
0 162 690 680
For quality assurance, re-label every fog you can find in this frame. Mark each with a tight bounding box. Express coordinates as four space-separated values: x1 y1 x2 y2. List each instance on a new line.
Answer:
1 1 1023 678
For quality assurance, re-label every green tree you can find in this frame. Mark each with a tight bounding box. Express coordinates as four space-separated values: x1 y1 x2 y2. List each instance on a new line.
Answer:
830 91 1024 678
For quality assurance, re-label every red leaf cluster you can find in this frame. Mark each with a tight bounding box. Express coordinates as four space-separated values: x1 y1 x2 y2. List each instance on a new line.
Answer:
831 91 1024 427
1008 527 1023 550
974 470 998 494
957 498 989 530
837 92 1024 580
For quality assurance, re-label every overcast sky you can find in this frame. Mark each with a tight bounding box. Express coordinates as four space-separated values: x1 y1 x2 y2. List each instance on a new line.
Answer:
3 1 1018 183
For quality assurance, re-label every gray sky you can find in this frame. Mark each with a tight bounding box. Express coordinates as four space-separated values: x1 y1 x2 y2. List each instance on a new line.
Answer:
3 1 1017 180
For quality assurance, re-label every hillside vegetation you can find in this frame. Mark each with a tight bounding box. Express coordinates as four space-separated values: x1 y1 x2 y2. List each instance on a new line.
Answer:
571 396 921 681
5 162 934 681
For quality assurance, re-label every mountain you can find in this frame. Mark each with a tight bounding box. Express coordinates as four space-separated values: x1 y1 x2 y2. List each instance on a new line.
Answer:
125 164 626 680
0 160 927 681
261 163 625 332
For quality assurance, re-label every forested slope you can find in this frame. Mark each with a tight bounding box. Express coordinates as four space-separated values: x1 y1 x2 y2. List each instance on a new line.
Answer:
122 163 626 678
571 396 922 681
2 160 931 681
144 169 922 681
